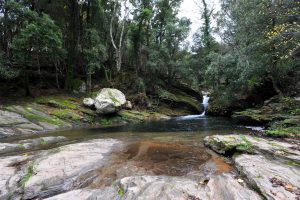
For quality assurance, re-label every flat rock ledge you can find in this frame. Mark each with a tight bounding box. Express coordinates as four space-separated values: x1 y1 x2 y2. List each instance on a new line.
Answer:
46 174 262 200
0 108 71 139
204 134 300 200
0 136 66 155
0 139 120 200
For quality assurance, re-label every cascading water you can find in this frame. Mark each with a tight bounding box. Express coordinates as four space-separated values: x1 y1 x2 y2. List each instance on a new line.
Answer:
200 94 210 116
176 92 209 120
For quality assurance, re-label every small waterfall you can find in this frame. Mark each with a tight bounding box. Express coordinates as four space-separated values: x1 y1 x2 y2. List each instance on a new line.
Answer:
200 93 210 116
176 91 210 120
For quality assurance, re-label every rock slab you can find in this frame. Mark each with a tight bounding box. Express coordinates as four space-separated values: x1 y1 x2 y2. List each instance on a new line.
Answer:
47 174 262 200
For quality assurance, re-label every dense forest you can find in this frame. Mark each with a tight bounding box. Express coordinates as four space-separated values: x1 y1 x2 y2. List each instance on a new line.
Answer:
0 1 300 199
0 0 299 110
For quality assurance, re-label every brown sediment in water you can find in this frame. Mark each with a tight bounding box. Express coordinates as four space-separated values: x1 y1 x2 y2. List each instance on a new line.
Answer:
124 141 212 176
210 156 232 174
90 141 229 189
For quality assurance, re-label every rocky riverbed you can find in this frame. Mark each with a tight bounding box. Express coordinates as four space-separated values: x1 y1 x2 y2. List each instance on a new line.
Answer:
0 132 299 200
0 93 299 200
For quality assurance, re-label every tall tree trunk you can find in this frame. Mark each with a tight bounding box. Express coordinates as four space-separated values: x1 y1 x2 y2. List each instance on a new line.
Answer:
270 76 283 96
3 0 9 57
23 67 31 96
87 72 92 93
54 60 60 89
270 0 282 96
110 0 129 72
65 0 79 91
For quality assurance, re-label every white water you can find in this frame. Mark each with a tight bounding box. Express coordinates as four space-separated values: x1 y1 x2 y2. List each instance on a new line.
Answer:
200 95 210 116
177 93 210 120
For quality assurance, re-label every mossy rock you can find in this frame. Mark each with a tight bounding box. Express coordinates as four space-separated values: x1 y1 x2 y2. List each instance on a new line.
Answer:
50 109 82 121
204 135 255 154
119 110 149 122
206 104 231 116
290 109 300 115
119 110 169 122
79 107 96 116
264 127 300 138
232 109 274 124
5 105 66 128
157 106 191 116
36 97 78 110
282 117 300 126
157 88 199 112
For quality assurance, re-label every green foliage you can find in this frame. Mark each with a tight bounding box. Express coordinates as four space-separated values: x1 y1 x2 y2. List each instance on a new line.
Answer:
99 118 112 126
11 13 65 68
40 138 47 145
21 165 34 188
237 135 254 152
17 143 25 149
135 77 146 93
264 127 300 138
0 49 19 79
83 28 107 83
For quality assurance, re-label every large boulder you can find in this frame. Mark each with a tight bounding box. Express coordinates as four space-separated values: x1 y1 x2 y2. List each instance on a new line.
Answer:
94 88 126 115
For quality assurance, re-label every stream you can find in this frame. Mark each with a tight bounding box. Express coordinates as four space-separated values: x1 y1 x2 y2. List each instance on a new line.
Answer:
4 115 294 200
6 116 252 178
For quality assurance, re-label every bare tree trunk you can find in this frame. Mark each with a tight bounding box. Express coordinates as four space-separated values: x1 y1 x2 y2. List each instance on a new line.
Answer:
110 0 129 72
23 66 31 96
54 60 60 89
37 54 41 75
270 76 283 96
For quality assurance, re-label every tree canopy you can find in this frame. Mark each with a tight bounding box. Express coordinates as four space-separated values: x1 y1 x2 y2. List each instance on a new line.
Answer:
0 0 298 108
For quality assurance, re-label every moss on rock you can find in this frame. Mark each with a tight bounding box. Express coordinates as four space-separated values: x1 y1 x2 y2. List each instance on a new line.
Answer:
157 88 199 112
36 97 78 110
119 110 170 123
264 127 300 138
50 109 82 121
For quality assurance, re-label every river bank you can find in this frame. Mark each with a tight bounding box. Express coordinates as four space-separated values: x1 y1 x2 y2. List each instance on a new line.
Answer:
0 93 177 140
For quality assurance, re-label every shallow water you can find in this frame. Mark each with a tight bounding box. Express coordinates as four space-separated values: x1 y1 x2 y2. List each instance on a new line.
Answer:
39 116 249 143
5 116 252 182
34 116 249 180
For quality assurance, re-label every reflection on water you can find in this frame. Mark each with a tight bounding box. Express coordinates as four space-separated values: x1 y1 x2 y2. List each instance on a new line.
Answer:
32 116 248 143
40 116 245 180
3 116 248 186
